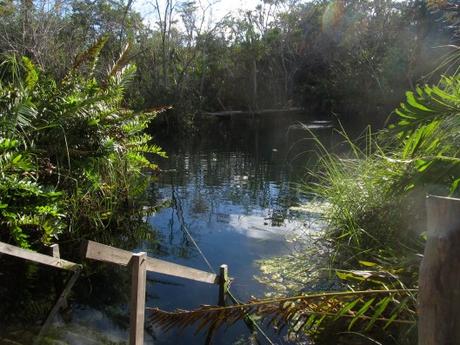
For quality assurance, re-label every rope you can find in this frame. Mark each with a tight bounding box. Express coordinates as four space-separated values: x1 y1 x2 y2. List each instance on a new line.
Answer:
170 185 276 345
171 187 216 274
226 288 277 345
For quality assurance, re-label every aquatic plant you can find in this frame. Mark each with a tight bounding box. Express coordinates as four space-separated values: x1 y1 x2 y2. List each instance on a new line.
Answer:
299 58 460 343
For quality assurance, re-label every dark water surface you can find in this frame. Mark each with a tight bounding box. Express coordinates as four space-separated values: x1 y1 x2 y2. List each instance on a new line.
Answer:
0 116 332 345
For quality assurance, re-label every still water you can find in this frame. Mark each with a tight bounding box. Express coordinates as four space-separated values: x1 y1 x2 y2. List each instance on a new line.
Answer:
0 116 332 345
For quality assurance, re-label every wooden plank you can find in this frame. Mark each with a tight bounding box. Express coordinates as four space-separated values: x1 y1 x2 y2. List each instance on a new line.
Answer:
33 269 81 345
418 195 460 345
218 264 229 306
85 241 218 284
129 253 147 345
0 241 80 271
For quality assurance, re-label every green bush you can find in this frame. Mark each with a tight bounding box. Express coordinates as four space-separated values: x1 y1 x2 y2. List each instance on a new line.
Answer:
0 41 165 248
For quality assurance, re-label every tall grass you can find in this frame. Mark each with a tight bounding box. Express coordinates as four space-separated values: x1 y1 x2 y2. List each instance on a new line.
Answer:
294 65 460 344
308 130 423 264
310 71 460 262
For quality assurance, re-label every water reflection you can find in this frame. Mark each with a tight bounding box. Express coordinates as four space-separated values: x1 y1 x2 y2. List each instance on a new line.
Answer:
145 119 331 344
0 117 332 345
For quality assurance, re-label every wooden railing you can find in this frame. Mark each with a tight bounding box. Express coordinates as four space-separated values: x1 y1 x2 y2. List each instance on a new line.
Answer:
0 241 81 345
0 240 228 345
84 240 218 284
0 241 80 271
83 240 228 345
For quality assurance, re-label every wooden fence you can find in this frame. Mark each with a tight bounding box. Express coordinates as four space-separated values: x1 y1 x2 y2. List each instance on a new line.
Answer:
0 240 228 345
0 241 82 345
83 240 228 345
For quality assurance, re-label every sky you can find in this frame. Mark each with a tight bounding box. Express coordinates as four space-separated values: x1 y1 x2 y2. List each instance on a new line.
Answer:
134 0 262 29
208 0 261 20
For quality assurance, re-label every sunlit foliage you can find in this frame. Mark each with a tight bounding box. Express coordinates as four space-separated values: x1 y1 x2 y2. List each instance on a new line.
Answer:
0 40 165 247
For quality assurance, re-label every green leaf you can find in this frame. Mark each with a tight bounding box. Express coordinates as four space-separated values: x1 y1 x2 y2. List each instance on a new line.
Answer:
336 271 351 280
365 296 391 331
348 298 375 330
88 118 100 126
12 154 22 163
450 178 460 194
334 298 360 321
414 159 433 173
395 108 416 120
358 260 377 267
405 91 432 112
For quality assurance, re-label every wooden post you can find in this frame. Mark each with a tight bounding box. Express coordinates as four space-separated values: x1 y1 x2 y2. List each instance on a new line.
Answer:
47 244 60 258
47 243 70 311
207 265 229 345
34 269 81 345
129 252 147 345
218 264 228 306
418 195 460 345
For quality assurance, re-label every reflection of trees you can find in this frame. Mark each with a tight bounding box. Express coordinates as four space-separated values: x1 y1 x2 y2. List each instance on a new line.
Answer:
150 135 312 259
0 258 60 330
169 149 299 215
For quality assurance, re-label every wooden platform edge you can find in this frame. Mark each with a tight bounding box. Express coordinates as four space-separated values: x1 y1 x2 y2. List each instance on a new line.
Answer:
0 241 80 271
85 240 218 285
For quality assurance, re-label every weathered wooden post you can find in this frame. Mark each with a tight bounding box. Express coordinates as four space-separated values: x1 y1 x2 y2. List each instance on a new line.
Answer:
47 244 60 258
129 252 147 345
418 195 460 345
206 264 229 345
218 264 229 306
47 243 70 310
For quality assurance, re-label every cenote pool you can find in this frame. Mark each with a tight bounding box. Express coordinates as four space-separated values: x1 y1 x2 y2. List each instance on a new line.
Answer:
0 116 333 345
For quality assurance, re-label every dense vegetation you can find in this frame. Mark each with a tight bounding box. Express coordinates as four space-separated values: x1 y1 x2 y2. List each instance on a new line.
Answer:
302 33 460 345
0 41 165 248
0 0 458 131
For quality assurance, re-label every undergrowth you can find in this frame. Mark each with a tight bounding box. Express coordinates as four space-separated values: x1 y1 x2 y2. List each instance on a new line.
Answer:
302 67 460 343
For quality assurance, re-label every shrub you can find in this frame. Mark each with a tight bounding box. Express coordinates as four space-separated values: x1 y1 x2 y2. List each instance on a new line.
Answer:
0 40 166 247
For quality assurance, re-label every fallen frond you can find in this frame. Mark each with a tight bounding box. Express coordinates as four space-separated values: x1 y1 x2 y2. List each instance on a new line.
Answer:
148 289 417 337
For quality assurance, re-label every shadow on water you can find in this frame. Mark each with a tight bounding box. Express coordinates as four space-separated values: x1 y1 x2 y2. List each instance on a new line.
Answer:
0 115 334 345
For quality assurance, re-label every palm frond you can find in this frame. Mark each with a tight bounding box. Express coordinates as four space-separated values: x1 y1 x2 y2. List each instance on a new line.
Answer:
148 289 416 337
108 42 132 79
392 76 460 135
72 35 109 73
